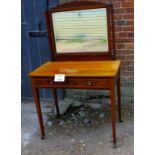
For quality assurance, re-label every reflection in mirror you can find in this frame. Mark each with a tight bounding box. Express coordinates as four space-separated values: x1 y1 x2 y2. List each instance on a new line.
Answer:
52 8 109 53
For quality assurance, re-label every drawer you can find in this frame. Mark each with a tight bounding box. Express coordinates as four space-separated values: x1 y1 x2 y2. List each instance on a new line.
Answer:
34 77 110 89
34 78 68 87
67 78 109 89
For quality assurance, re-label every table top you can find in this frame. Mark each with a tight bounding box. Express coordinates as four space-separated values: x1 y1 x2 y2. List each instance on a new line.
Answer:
29 60 121 78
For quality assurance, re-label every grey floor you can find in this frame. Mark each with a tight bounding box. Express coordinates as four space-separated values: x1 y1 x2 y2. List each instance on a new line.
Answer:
21 100 134 155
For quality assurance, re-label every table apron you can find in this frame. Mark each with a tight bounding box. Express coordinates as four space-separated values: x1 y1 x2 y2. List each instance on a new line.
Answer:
32 77 113 89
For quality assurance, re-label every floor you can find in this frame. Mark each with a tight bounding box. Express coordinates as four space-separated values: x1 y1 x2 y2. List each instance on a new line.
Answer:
21 99 134 155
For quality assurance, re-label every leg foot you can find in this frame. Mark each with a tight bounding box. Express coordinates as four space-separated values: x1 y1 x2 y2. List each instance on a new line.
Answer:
113 143 117 148
56 114 60 118
113 139 117 148
119 119 123 123
41 135 45 140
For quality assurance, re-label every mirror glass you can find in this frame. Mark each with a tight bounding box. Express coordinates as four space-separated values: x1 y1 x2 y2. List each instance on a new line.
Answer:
52 8 109 53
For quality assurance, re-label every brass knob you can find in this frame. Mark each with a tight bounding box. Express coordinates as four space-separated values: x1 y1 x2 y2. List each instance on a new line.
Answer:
87 80 92 86
50 81 53 85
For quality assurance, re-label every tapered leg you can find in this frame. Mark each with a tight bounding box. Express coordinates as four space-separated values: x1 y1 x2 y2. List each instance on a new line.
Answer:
117 75 123 122
52 88 60 117
110 79 117 145
32 87 45 139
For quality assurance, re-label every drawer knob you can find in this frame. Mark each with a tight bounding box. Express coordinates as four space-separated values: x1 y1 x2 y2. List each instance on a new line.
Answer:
50 81 53 85
87 80 92 86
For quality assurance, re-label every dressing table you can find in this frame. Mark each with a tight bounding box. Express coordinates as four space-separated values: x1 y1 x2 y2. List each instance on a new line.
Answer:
29 1 122 145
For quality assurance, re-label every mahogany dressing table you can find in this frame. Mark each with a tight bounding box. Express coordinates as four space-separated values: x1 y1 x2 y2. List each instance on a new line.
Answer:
29 1 122 146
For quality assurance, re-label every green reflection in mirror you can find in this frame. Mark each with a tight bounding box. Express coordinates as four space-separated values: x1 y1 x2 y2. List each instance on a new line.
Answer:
52 8 109 53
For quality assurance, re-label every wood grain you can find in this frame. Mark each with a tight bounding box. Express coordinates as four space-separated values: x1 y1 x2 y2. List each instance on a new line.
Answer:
29 60 121 77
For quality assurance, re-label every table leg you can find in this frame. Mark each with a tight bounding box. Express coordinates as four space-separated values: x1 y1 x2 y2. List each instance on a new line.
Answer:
110 79 116 145
52 89 60 117
117 75 123 122
32 87 45 139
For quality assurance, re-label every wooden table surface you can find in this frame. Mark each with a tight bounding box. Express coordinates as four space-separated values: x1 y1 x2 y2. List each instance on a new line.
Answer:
29 60 121 77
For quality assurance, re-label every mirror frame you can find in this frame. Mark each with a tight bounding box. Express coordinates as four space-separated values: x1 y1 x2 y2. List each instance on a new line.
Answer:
46 1 116 61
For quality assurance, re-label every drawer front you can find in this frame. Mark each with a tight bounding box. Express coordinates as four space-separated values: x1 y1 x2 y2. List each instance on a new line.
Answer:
34 77 110 89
